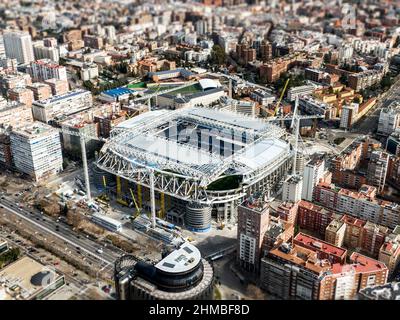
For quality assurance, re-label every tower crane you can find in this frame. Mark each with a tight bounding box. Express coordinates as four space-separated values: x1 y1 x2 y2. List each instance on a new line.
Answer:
260 96 324 174
274 78 290 117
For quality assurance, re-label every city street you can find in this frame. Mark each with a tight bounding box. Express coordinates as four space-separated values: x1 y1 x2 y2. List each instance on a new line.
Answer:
353 75 400 135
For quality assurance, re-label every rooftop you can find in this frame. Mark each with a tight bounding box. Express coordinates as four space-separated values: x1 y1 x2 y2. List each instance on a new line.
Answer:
0 256 63 300
294 232 347 259
102 106 289 185
155 243 201 274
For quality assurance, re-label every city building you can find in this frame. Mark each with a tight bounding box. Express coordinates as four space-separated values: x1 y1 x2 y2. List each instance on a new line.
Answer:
26 83 52 101
0 72 32 96
340 103 359 129
114 243 214 300
0 256 65 300
237 194 270 273
325 219 346 247
80 64 99 81
366 151 389 193
314 183 400 229
348 70 384 91
302 154 326 201
282 175 303 202
148 68 194 82
0 132 12 168
44 78 69 96
297 200 337 236
275 201 298 225
358 282 400 300
0 100 33 129
378 101 400 136
10 122 63 181
28 59 67 81
3 30 34 65
8 87 34 107
287 85 319 102
33 39 59 62
386 129 400 156
293 232 347 264
60 114 100 159
379 226 400 274
32 89 93 123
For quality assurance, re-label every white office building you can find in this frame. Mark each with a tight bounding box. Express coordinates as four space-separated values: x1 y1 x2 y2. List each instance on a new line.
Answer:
287 84 319 102
32 89 93 123
378 101 400 136
282 175 303 202
340 103 359 129
302 156 325 201
10 122 63 181
80 64 99 81
3 30 34 65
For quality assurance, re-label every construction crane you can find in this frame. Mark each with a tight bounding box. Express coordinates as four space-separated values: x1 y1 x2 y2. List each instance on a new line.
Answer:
260 96 324 174
274 78 290 117
129 188 141 217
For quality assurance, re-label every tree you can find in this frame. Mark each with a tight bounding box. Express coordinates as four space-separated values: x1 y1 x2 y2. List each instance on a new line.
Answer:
339 74 348 85
380 75 393 90
211 45 226 66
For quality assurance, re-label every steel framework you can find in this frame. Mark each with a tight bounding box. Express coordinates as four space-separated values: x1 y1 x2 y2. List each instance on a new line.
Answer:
96 107 293 204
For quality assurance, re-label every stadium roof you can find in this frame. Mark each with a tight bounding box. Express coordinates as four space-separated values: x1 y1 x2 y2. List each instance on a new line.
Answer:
99 106 290 191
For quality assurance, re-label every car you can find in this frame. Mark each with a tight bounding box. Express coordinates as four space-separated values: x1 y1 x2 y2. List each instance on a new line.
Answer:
96 248 103 254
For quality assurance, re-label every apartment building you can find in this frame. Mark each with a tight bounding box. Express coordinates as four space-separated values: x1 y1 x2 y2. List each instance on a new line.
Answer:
275 201 299 225
287 84 318 102
0 101 33 129
44 78 69 96
260 240 388 300
379 226 400 274
378 101 400 136
297 200 338 236
60 115 99 159
33 39 59 62
260 243 330 300
282 175 303 203
348 69 384 91
314 183 400 229
26 82 52 101
32 89 93 123
325 220 346 247
10 122 63 181
367 151 389 193
3 30 34 64
28 59 67 81
236 194 270 274
302 154 326 201
0 132 12 168
299 95 334 119
8 87 34 107
262 216 294 254
340 103 359 129
294 233 347 264
0 72 32 95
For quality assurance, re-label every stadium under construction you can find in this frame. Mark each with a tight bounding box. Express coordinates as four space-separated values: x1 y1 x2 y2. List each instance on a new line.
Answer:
95 106 294 232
